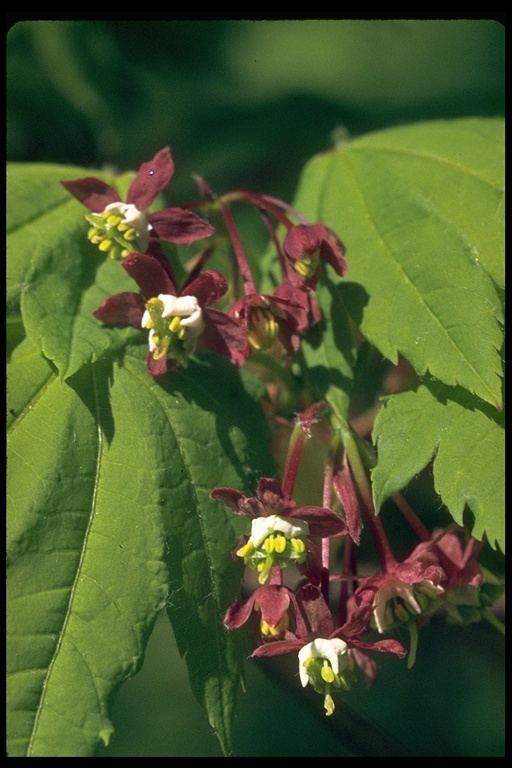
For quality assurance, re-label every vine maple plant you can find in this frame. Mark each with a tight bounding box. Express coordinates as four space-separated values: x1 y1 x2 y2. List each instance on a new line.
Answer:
7 117 504 757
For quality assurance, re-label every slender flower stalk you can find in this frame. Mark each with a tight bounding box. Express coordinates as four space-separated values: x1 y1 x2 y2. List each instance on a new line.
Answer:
219 201 255 294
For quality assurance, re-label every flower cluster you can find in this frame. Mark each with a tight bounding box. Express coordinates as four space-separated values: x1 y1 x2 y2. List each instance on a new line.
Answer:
62 147 346 375
62 147 503 722
210 402 503 716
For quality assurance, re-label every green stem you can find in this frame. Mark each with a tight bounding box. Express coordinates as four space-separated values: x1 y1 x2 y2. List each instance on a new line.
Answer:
482 607 505 636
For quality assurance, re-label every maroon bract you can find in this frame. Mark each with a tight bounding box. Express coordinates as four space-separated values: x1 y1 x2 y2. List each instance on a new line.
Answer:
224 584 296 639
92 252 247 375
282 223 347 290
229 283 311 365
61 147 215 259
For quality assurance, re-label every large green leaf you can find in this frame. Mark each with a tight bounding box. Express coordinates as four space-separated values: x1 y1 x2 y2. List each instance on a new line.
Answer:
292 118 504 409
371 382 504 552
7 340 275 756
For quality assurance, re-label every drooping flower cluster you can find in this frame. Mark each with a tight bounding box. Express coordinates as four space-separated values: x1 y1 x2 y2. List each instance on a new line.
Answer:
61 147 503 721
62 146 347 375
210 402 503 716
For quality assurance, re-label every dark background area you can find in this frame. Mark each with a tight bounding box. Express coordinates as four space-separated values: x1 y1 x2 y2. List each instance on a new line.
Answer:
7 18 505 756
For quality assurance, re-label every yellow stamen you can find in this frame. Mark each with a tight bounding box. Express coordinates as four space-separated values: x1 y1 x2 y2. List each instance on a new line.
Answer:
321 663 335 684
153 338 170 361
247 307 279 351
291 537 305 554
394 602 411 623
294 253 320 279
237 541 255 559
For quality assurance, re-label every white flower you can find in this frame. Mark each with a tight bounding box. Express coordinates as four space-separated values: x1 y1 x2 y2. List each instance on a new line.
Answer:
104 201 151 252
249 514 309 549
141 294 205 337
298 638 348 687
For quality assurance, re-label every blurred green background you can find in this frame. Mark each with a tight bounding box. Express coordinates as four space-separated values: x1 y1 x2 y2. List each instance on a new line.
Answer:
7 19 505 757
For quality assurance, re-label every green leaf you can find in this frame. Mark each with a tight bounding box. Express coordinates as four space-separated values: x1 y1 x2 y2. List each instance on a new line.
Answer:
122 352 277 755
371 382 504 551
7 347 275 756
7 163 142 380
292 118 504 408
298 274 356 420
7 336 55 430
7 359 170 756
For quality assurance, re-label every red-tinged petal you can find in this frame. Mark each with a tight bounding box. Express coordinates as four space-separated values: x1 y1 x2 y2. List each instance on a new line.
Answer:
122 252 176 298
182 269 228 307
319 228 347 278
145 242 178 285
127 146 175 211
224 585 292 631
251 638 305 658
147 350 176 377
210 487 246 513
148 208 215 244
369 638 407 657
201 308 249 363
224 593 258 629
256 585 292 627
395 560 444 586
295 583 334 639
257 477 285 501
333 451 362 545
290 506 346 538
93 292 146 328
283 223 347 281
61 177 120 212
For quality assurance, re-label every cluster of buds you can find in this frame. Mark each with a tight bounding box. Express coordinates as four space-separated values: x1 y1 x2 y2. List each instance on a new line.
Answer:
62 146 346 375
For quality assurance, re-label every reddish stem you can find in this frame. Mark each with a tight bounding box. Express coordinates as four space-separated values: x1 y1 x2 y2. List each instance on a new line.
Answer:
219 201 255 295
